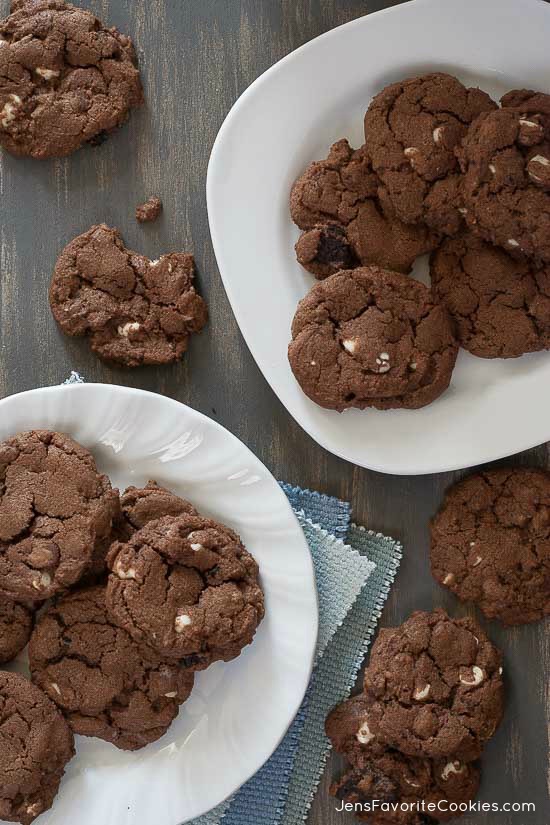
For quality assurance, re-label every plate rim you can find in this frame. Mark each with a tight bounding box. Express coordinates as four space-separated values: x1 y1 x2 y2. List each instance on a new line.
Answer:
0 382 319 823
206 0 550 476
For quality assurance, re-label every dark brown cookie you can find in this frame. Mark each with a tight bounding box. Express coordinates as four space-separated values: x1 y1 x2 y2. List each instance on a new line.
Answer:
327 696 480 825
431 468 550 625
459 91 550 263
49 224 208 367
29 585 194 751
288 267 458 411
364 73 497 233
431 231 550 358
362 609 504 761
0 599 33 664
105 513 265 669
136 196 162 223
0 671 74 825
0 0 143 159
0 430 118 602
291 139 438 275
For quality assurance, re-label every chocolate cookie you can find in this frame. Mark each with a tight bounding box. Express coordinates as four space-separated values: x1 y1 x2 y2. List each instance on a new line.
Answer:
136 196 162 223
0 0 143 159
459 91 550 263
431 231 550 358
364 73 497 234
0 671 74 825
327 696 480 825
49 224 208 367
291 139 438 275
0 430 118 602
362 609 504 761
29 585 194 750
105 513 265 669
0 599 33 664
288 267 458 411
431 468 550 625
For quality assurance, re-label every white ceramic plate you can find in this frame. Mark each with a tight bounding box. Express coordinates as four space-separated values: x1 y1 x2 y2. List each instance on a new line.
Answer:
0 384 318 825
207 0 550 476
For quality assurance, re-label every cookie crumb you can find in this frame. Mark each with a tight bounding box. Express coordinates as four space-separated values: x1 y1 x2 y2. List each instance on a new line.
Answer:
136 196 163 223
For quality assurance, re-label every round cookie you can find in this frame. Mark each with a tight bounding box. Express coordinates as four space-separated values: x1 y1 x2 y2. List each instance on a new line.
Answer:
363 73 497 233
49 224 208 367
29 585 195 751
0 671 74 825
106 513 265 669
361 609 504 761
0 430 119 602
327 696 480 825
288 267 458 411
0 599 33 664
431 468 550 625
459 91 550 263
431 231 550 358
0 0 143 159
291 139 438 275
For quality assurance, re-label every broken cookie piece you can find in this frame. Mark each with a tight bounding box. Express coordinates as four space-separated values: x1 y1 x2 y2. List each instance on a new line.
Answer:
49 224 208 367
136 196 163 223
0 0 143 159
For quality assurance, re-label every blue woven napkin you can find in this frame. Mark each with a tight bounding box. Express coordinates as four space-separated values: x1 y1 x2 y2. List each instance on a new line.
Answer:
62 374 402 825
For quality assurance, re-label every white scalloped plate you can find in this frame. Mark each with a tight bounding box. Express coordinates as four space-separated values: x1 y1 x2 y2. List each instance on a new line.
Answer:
0 384 318 825
207 0 550 475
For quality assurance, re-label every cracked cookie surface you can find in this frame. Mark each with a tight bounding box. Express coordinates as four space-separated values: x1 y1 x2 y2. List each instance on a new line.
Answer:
326 694 480 825
431 468 550 625
291 139 438 275
431 231 550 358
0 430 118 602
49 224 208 367
363 73 497 233
459 91 550 263
0 0 143 158
0 671 74 825
105 513 265 668
362 609 504 761
0 599 33 664
29 585 194 750
288 267 458 411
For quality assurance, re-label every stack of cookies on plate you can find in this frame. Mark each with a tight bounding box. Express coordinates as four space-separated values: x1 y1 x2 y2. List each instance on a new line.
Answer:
326 609 505 825
0 429 264 824
288 73 550 411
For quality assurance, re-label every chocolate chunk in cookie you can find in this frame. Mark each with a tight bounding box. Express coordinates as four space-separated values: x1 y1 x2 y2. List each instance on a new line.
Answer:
0 671 74 825
364 73 497 233
29 585 194 751
0 0 143 159
288 267 458 411
136 196 162 223
431 468 550 625
327 696 480 825
431 231 550 358
361 610 504 761
105 513 265 669
459 92 550 263
291 139 438 275
0 599 33 664
49 224 208 367
0 430 118 602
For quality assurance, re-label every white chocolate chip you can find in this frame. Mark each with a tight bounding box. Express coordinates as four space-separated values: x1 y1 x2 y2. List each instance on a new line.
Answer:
114 558 137 580
36 67 60 80
458 207 468 215
356 721 374 745
190 543 203 552
404 778 421 789
413 684 430 701
441 761 465 781
489 163 496 175
26 804 42 817
433 126 445 145
472 556 482 567
32 571 51 590
51 683 61 696
409 362 417 371
499 667 503 676
459 665 484 687
164 691 177 698
310 360 316 366
404 147 419 162
443 573 455 585
469 541 476 547
520 118 539 129
118 322 141 337
379 352 389 361
507 239 520 248
175 613 192 632
343 338 358 354
1 94 22 128
527 154 550 185
150 259 161 266
378 362 390 373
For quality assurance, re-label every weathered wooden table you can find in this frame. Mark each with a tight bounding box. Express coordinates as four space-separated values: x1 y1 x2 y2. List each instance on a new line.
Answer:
0 1 547 823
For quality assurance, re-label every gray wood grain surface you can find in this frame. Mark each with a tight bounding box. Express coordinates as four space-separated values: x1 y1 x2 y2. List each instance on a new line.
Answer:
0 1 548 824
